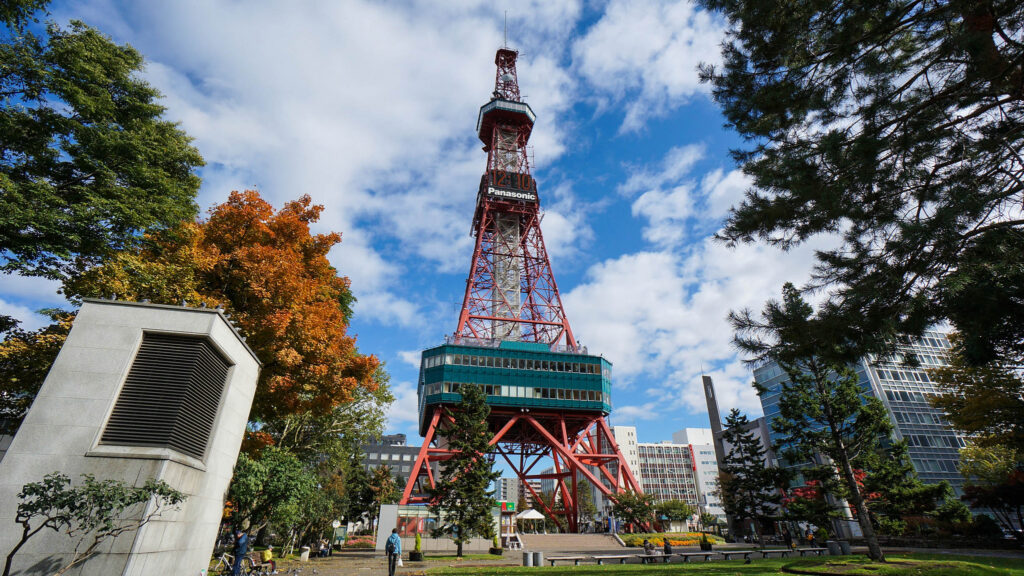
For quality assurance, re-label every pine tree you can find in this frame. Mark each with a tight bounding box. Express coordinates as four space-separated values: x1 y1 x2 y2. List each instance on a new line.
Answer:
428 384 500 557
858 442 952 535
719 409 786 545
698 0 1024 366
735 283 891 561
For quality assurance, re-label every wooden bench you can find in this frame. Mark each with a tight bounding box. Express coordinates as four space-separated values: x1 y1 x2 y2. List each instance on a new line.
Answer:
637 553 671 564
676 552 716 562
719 550 756 562
760 548 792 558
797 547 829 557
593 555 633 565
547 556 589 566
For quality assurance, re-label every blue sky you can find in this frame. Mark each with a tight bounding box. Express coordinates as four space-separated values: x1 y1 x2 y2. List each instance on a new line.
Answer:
1 1 832 446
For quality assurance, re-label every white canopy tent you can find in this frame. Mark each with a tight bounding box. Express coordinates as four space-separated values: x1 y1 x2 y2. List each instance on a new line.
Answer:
516 509 545 520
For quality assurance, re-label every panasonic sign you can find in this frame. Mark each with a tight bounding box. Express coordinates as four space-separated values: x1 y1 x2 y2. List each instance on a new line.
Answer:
487 186 538 203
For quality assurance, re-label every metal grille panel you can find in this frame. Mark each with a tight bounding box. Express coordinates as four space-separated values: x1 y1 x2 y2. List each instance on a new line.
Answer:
100 333 231 460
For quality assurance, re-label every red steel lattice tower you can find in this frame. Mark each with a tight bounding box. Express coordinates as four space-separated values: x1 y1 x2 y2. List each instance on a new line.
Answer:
399 48 642 533
455 48 575 349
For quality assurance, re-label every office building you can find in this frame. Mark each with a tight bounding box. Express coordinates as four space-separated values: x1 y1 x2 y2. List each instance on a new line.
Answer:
363 434 424 488
673 428 727 522
754 329 966 494
636 441 700 506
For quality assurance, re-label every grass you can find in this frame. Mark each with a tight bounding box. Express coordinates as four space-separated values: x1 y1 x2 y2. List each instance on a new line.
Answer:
425 553 1024 575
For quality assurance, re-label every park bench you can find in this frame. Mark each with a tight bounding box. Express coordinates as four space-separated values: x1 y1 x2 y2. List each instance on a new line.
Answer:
593 555 632 565
547 555 589 566
637 553 670 564
760 548 792 558
797 547 829 557
719 550 756 562
676 552 716 562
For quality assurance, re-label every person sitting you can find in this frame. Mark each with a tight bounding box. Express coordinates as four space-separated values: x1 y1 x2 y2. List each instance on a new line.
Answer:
642 539 655 563
260 546 277 573
663 538 673 555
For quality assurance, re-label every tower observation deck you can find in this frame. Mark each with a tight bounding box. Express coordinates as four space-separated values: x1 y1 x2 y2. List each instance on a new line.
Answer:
399 48 641 532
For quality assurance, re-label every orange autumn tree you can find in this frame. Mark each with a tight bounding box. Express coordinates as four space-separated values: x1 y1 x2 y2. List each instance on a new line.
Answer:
65 190 386 456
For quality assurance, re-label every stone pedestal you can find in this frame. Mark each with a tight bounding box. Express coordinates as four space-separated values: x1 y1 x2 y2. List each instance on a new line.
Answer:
0 299 260 576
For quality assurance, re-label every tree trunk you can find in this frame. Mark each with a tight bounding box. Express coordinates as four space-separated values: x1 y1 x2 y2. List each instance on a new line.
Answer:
836 452 885 562
4 524 37 576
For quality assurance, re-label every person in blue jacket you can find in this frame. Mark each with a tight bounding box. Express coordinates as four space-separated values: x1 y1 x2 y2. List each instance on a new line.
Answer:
232 529 249 576
385 528 402 575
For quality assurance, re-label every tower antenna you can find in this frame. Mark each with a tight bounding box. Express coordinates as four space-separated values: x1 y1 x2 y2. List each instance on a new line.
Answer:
504 11 508 48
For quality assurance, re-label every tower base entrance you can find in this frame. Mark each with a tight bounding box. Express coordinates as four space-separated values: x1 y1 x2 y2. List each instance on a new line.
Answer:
400 407 641 533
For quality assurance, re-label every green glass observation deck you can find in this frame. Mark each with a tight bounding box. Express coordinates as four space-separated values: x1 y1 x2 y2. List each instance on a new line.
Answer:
418 340 613 436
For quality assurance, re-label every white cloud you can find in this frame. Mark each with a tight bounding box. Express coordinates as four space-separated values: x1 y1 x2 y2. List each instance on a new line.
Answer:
566 140 839 421
385 380 420 426
0 298 51 331
701 168 750 221
619 144 705 196
572 0 725 132
612 401 662 421
567 237 832 420
397 350 422 368
58 0 586 332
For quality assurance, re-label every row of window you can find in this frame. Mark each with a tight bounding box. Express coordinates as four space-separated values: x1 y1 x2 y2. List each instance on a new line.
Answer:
422 381 610 403
367 452 416 461
912 458 960 473
884 389 935 403
424 353 607 377
906 434 965 449
877 368 932 383
893 410 947 426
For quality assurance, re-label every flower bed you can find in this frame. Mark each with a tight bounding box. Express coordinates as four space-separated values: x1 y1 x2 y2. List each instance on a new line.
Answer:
621 533 725 547
344 535 376 549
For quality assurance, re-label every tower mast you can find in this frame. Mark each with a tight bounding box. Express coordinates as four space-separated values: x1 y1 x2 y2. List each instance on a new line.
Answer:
454 48 576 350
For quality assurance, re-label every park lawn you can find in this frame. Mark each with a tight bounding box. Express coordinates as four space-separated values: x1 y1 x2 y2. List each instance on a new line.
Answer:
426 554 1024 575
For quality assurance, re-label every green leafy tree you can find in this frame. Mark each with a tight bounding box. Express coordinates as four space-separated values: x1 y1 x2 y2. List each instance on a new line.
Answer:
4 472 185 576
959 442 1024 542
428 384 500 557
699 512 718 532
368 465 399 536
1 1 203 282
929 341 1024 453
610 491 656 531
719 408 786 544
657 499 695 529
227 446 315 534
698 0 1024 367
735 283 890 560
575 485 599 528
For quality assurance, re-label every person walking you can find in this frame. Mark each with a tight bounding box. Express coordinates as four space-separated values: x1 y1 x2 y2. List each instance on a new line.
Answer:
782 527 793 550
232 529 249 576
385 528 402 576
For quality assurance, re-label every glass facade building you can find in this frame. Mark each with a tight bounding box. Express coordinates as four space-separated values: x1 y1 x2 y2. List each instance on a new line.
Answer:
418 340 613 435
754 330 967 494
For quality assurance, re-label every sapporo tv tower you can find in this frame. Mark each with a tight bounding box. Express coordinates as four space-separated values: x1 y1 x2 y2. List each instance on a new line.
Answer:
399 47 642 532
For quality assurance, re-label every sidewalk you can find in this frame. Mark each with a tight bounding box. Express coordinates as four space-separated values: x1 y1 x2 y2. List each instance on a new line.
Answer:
273 550 518 575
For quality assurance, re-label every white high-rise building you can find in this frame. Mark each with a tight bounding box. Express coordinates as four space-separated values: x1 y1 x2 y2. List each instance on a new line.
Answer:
674 428 727 522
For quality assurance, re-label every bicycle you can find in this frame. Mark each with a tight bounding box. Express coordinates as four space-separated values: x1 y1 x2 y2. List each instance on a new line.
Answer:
210 551 255 575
